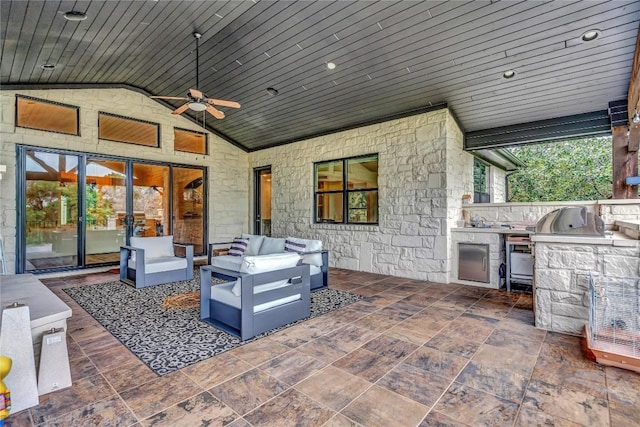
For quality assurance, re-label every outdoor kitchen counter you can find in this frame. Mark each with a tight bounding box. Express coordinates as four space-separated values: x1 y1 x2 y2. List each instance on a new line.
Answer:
450 228 533 289
531 231 637 246
451 227 533 235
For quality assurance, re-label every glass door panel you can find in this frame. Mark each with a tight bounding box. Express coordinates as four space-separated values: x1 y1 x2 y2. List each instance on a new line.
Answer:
254 167 272 236
24 150 80 271
132 163 170 239
85 158 127 265
172 167 204 253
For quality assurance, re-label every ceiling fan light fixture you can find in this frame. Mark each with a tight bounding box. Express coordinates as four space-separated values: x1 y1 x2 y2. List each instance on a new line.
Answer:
581 29 600 42
63 11 87 21
502 69 516 79
188 102 207 112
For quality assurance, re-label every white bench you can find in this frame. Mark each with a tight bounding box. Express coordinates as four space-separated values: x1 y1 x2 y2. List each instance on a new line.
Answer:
0 274 72 398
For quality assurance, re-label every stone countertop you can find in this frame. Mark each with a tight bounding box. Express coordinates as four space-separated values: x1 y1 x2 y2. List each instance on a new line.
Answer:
531 232 638 246
451 227 534 235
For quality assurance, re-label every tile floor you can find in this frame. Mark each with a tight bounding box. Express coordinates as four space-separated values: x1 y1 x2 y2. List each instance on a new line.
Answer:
6 268 640 427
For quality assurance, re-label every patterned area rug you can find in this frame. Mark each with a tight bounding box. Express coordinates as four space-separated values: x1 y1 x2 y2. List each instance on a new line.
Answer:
63 272 362 376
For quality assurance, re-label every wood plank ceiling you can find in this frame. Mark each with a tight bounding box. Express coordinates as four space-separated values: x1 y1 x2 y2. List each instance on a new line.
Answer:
2 0 639 152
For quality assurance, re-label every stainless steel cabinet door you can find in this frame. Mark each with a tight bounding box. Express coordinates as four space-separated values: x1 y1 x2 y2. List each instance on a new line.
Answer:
458 243 490 283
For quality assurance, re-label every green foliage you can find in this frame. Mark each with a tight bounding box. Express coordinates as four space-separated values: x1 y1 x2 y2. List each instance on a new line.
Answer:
507 137 612 202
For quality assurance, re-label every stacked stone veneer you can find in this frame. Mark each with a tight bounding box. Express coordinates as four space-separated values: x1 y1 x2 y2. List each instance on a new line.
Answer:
461 199 640 227
249 108 473 282
533 239 640 335
0 88 249 273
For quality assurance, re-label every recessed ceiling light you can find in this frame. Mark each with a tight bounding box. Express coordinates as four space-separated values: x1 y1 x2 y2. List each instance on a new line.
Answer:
41 64 56 70
502 69 516 79
63 11 87 21
327 62 336 70
581 29 601 42
266 87 279 96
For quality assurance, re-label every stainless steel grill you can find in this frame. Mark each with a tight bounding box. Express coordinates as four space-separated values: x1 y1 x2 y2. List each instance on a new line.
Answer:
535 206 605 236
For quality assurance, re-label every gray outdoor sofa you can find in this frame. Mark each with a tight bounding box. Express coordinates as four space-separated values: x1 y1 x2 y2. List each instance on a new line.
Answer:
200 252 311 341
208 234 328 291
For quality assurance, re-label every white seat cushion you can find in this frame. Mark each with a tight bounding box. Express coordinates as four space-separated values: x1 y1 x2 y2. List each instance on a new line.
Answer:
233 252 301 295
128 256 187 274
210 255 244 272
240 252 301 274
210 281 301 313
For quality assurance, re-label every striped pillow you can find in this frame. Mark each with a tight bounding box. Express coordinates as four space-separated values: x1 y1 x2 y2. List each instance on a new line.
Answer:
229 238 249 257
284 238 306 254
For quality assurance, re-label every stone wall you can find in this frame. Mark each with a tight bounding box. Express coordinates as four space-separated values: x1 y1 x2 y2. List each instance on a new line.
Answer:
248 108 473 282
533 237 640 335
490 167 506 203
0 88 249 273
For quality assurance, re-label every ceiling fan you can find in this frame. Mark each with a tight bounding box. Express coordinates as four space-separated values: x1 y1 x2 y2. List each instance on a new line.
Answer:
150 32 240 119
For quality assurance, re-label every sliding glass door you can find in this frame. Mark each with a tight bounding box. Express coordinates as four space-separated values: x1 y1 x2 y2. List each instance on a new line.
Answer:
254 166 272 236
18 146 206 273
173 167 205 253
85 158 127 265
24 150 81 271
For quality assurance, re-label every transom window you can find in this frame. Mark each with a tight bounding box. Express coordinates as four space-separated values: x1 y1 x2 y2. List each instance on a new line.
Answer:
174 128 208 154
315 154 378 224
98 112 159 147
16 95 79 135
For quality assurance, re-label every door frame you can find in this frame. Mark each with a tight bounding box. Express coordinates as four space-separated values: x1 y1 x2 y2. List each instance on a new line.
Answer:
16 144 208 273
253 166 271 236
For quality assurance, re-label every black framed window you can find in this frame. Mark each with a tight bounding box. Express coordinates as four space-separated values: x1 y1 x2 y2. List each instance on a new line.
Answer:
16 95 80 135
473 158 490 203
315 154 378 224
174 127 208 154
98 112 160 147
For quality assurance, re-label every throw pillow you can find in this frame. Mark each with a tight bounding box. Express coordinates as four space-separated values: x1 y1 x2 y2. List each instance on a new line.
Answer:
229 238 249 257
284 239 306 254
285 237 324 267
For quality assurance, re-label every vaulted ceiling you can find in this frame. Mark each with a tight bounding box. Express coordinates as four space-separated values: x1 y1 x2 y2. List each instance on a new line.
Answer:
2 1 639 152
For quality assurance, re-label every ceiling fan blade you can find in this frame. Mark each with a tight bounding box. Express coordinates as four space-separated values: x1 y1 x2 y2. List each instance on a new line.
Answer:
189 88 204 99
171 103 190 115
150 96 189 100
206 105 225 119
208 98 240 109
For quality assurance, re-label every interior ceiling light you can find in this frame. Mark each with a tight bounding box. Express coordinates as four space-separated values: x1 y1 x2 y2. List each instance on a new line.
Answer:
581 29 601 42
502 69 516 79
63 11 87 21
266 87 279 96
327 62 336 70
188 102 207 112
41 64 56 70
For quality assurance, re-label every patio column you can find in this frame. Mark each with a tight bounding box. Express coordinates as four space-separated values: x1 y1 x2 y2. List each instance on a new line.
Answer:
612 125 638 199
